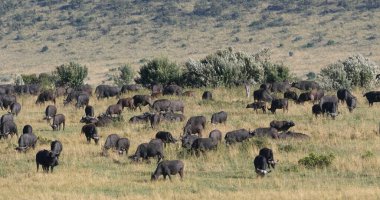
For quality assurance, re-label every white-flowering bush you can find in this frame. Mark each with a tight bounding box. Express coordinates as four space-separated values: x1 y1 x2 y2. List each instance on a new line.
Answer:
319 54 380 90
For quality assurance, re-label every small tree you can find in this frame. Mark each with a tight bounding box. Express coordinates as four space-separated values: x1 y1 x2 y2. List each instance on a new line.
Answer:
263 62 291 83
108 64 135 86
55 62 88 88
136 57 181 85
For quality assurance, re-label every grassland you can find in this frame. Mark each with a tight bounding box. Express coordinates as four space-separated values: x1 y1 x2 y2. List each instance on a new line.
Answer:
0 1 380 84
0 87 379 199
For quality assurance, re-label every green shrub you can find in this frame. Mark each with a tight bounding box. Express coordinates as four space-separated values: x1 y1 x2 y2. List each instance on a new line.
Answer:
263 62 291 83
136 57 181 85
55 62 88 88
21 73 56 89
298 153 335 169
306 71 316 80
361 151 374 159
319 54 380 90
278 144 296 153
108 64 135 86
21 74 39 84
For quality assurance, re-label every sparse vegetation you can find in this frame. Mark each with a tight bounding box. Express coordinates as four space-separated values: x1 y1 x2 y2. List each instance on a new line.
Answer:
107 64 135 87
298 153 335 169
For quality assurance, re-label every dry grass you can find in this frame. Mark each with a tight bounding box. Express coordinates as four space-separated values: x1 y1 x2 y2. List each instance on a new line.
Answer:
0 87 379 199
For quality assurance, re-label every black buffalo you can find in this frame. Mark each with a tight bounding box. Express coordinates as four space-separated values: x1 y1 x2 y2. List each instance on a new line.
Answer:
284 91 298 101
209 129 222 143
191 138 218 156
36 91 56 105
51 114 65 131
151 99 184 113
312 104 322 118
85 105 95 117
16 133 37 152
211 111 227 124
183 123 203 137
10 102 21 116
22 125 33 134
155 131 177 147
254 155 271 177
252 127 279 139
268 99 288 114
0 113 13 124
259 148 276 169
103 134 120 155
163 84 182 96
64 91 88 106
337 89 354 104
50 140 63 158
129 113 151 124
202 91 213 100
151 160 184 181
44 105 57 123
133 95 153 111
106 104 123 117
121 84 142 93
129 139 164 163
0 94 17 110
181 134 199 149
269 120 295 132
253 89 273 102
291 81 320 91
0 120 18 139
95 85 121 99
76 94 90 108
346 96 357 112
246 102 266 113
81 124 99 144
36 150 59 173
225 129 254 145
185 116 206 129
363 91 380 106
151 84 163 94
116 138 130 155
279 131 311 140
117 98 135 110
321 102 339 119
161 112 185 122
270 81 291 93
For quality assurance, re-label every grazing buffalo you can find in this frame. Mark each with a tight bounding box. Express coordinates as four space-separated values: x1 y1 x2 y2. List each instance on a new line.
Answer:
291 81 320 91
50 140 63 158
0 120 18 139
152 99 184 113
95 85 121 99
44 105 57 123
252 127 279 139
163 84 182 96
106 104 123 117
94 114 114 127
151 84 163 94
103 134 120 155
10 102 21 116
346 96 357 112
117 98 135 110
211 111 227 124
151 160 184 181
116 138 130 155
268 99 288 114
284 91 298 101
259 148 276 169
183 124 203 137
182 91 195 97
191 138 218 156
181 134 199 149
76 94 90 108
279 131 310 140
209 129 222 143
321 102 339 119
260 83 271 90
121 84 142 93
129 139 164 163
309 90 325 103
150 113 162 129
85 105 94 117
129 113 151 124
254 155 271 177
246 102 266 113
269 120 295 132
253 89 273 102
22 125 33 134
0 113 13 124
151 92 162 99
81 124 99 144
363 91 380 106
133 95 153 111
51 114 65 131
64 91 88 106
202 91 213 100
161 112 185 122
225 129 254 145
312 104 323 118
55 86 66 97
337 89 354 104
16 133 37 152
36 150 59 173
297 92 312 104
155 131 177 147
0 94 17 110
36 91 56 105
185 116 206 129
270 81 291 93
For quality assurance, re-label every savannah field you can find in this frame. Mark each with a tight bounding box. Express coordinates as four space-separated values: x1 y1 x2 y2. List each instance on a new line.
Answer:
1 1 380 199
0 88 379 200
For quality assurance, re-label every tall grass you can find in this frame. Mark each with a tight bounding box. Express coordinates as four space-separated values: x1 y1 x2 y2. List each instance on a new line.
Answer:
0 87 379 199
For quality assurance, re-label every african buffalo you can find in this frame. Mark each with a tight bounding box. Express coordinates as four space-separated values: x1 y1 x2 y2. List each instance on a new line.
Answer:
22 125 33 134
36 150 59 173
253 89 273 102
64 91 88 106
10 102 21 116
81 124 99 144
121 84 142 93
202 91 213 100
181 134 199 149
116 138 130 155
103 134 120 155
106 104 123 117
132 95 153 111
163 84 182 96
44 105 57 123
312 104 322 118
161 112 185 122
36 91 56 105
150 113 162 129
279 131 310 140
151 160 184 181
291 81 320 91
1 113 13 124
129 113 151 124
155 131 177 147
15 133 37 152
225 129 254 145
363 91 380 106
85 105 94 117
270 81 291 93
284 91 298 101
0 120 18 139
254 155 271 177
269 120 295 132
346 96 357 112
152 99 184 113
129 139 164 163
50 140 63 158
117 98 135 110
337 89 354 104
211 111 227 124
268 99 288 114
321 102 339 119
75 94 90 108
252 127 279 139
51 114 65 131
95 85 121 99
185 116 206 129
209 129 222 143
191 137 218 156
259 148 276 169
246 102 266 113
0 94 17 110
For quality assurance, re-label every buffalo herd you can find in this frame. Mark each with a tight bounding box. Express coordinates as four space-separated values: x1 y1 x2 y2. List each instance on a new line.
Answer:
0 81 379 180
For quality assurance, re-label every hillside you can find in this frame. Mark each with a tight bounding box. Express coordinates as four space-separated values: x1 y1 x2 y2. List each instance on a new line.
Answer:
0 0 380 84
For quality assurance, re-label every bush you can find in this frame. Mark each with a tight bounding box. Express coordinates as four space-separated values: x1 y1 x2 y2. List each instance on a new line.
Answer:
319 54 380 90
107 64 135 86
21 73 56 89
136 57 181 85
182 48 292 87
298 153 335 169
55 62 88 88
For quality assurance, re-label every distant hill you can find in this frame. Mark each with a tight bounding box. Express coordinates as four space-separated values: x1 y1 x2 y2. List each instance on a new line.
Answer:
0 0 379 84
